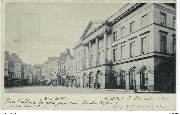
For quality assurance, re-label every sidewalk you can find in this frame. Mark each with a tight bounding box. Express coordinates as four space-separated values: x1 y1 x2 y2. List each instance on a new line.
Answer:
136 90 161 93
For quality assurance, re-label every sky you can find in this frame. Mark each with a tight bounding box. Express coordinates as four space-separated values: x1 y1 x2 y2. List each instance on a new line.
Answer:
5 2 125 65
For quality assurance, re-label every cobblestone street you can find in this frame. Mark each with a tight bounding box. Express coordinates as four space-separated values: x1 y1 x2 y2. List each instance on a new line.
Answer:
4 86 135 94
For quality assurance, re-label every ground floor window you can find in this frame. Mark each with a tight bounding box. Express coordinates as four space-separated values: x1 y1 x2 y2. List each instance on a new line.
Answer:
129 70 135 86
141 68 148 85
90 77 93 84
117 76 121 85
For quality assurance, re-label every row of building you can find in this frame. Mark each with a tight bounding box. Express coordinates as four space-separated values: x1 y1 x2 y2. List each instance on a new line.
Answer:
4 3 176 92
4 51 43 87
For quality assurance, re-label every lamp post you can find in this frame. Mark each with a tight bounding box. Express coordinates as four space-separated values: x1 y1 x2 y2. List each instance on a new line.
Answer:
133 70 137 93
134 79 137 92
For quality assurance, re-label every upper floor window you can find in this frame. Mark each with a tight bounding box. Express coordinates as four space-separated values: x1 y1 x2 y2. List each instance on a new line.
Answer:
78 52 80 58
121 45 125 60
113 31 117 42
173 35 176 54
91 55 93 67
142 36 148 54
76 62 77 71
81 50 83 57
113 48 117 62
81 59 84 70
160 12 166 26
173 16 176 29
142 14 148 28
130 21 135 33
160 34 167 53
130 41 135 57
121 27 125 38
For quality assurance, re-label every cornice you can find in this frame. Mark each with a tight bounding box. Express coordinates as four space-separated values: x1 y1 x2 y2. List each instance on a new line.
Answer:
111 3 145 25
154 3 175 15
81 4 145 41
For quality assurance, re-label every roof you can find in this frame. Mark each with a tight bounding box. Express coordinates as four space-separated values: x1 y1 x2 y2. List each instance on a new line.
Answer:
80 20 104 40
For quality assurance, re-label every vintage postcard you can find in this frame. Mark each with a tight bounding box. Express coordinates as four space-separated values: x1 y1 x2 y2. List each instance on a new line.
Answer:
0 0 177 111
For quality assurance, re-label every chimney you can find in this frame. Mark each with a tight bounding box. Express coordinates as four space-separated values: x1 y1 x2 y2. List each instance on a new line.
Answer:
66 49 70 54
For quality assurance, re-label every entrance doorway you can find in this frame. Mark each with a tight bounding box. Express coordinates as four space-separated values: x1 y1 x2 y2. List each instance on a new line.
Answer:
140 68 148 90
129 69 136 90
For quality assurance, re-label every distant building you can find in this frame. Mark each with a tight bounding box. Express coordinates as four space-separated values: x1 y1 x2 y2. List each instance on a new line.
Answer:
23 64 34 85
33 64 43 85
5 52 23 86
57 49 73 87
42 56 58 86
4 51 9 87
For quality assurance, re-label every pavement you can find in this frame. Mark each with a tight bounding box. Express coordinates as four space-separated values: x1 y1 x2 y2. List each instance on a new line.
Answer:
4 86 136 94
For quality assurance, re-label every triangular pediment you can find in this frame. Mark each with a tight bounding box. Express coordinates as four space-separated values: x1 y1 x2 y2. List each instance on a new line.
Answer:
81 20 104 40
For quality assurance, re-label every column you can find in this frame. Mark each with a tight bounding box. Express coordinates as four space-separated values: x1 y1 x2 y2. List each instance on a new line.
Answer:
104 30 108 64
88 41 91 68
109 34 113 61
96 37 99 66
83 45 86 69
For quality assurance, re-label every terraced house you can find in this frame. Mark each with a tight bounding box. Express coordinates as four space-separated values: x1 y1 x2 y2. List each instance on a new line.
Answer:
73 3 176 92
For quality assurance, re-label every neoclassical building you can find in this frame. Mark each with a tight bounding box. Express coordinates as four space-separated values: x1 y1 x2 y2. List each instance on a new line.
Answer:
73 3 176 92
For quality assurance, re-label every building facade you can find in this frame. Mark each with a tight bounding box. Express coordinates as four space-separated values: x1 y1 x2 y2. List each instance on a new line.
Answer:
57 49 73 87
73 3 176 92
33 64 43 85
4 52 23 86
42 56 58 86
23 64 35 85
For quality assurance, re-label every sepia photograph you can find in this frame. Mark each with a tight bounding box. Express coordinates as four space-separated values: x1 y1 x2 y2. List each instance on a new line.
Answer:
1 0 177 111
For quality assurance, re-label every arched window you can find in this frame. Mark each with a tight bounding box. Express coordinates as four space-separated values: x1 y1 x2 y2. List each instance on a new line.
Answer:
141 68 148 86
129 69 135 86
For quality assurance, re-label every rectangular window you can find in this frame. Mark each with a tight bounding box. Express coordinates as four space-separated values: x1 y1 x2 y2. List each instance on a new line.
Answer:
117 76 120 85
76 62 77 71
160 12 166 26
130 21 135 33
173 16 176 29
98 52 101 65
78 52 80 58
82 50 83 57
91 55 93 67
173 35 176 54
142 36 148 54
113 48 117 62
113 31 117 42
79 61 81 71
142 14 148 28
130 41 135 57
121 27 125 38
161 35 167 53
122 75 126 82
121 45 125 60
81 59 84 70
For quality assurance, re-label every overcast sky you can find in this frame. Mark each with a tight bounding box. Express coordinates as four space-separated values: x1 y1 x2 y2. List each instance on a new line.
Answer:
5 2 125 65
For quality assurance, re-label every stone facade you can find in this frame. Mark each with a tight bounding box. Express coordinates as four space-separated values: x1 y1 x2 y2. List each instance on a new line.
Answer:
72 3 176 92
